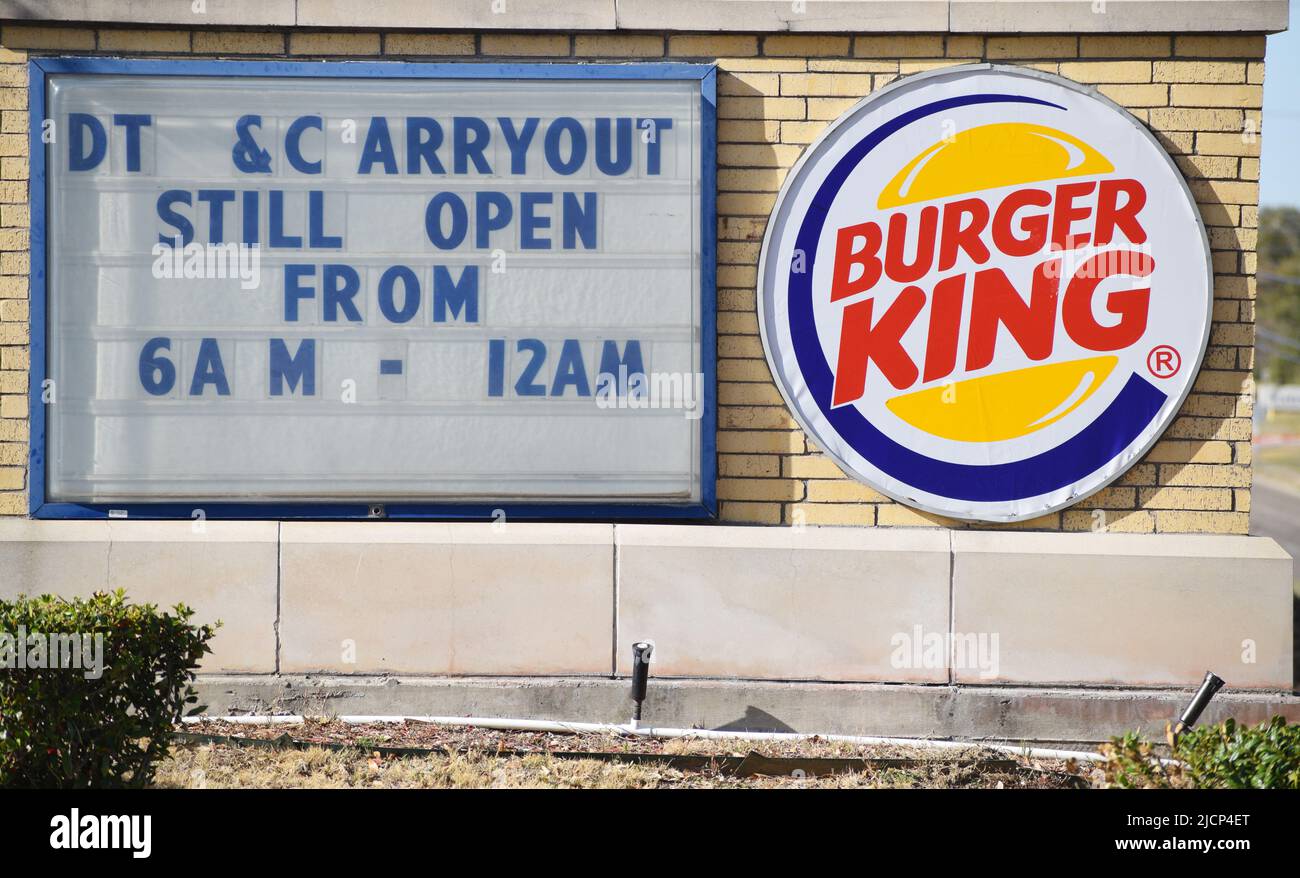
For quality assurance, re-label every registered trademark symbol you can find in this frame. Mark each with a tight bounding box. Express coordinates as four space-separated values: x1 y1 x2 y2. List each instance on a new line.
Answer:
1147 345 1181 379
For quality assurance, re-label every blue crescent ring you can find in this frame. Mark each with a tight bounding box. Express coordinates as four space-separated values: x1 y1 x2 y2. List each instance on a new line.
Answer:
785 93 1169 503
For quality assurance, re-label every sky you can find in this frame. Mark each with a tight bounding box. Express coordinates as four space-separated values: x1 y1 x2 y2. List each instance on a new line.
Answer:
1261 0 1300 206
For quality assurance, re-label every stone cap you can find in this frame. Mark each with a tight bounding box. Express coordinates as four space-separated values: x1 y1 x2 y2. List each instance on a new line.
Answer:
0 0 1289 34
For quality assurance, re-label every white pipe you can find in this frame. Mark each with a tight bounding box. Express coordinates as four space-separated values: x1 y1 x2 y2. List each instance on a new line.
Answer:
183 713 1107 762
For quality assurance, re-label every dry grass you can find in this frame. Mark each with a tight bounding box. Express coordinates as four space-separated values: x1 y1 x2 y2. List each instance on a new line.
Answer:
154 720 1084 789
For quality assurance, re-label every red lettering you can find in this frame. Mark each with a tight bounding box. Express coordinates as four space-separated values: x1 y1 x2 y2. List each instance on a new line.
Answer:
1094 178 1147 246
992 188 1051 257
922 273 966 383
1062 250 1154 350
884 206 938 284
1050 181 1096 251
833 287 925 405
965 261 1060 372
938 198 991 271
831 220 883 302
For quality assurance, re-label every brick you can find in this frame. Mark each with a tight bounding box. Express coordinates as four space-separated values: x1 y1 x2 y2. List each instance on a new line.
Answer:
1190 179 1258 205
289 32 381 56
1139 486 1234 510
1079 35 1171 58
782 456 847 480
780 73 873 97
986 36 1077 60
806 97 858 120
1154 510 1249 534
719 405 796 429
479 34 567 56
98 29 190 53
1 26 95 51
719 501 782 524
718 120 779 144
1069 486 1137 509
876 503 956 528
946 36 983 58
1097 84 1168 107
0 492 25 515
718 96 804 120
1145 440 1234 465
808 59 897 73
0 394 26 419
1148 107 1245 132
718 143 801 168
715 57 804 72
787 503 873 526
716 359 775 384
717 478 801 502
0 299 27 322
719 454 780 478
384 33 475 56
804 480 885 503
718 167 785 191
574 35 663 57
192 31 286 55
1058 61 1152 83
1196 131 1261 156
1174 35 1266 58
1062 509 1155 533
716 430 802 455
780 120 829 144
1170 84 1263 109
1176 154 1238 180
670 35 758 58
719 71 780 96
717 382 783 406
764 35 848 58
1153 60 1247 83
854 35 943 58
0 466 22 490
1159 463 1251 488
717 192 776 214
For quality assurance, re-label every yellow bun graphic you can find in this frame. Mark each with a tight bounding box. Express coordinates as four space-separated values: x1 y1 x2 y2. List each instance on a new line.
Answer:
877 122 1114 209
885 356 1118 443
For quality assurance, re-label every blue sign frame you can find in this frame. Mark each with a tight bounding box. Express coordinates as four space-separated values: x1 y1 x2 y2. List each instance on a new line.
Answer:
27 56 717 521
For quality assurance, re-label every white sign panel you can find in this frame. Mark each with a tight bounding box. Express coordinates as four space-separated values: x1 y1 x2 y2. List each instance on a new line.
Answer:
40 66 711 511
758 65 1211 522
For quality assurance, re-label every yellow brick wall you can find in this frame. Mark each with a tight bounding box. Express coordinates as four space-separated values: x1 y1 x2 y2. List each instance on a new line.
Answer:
0 26 1266 533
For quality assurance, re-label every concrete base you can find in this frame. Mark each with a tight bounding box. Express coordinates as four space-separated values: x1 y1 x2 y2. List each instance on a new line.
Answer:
0 520 1293 689
194 675 1300 746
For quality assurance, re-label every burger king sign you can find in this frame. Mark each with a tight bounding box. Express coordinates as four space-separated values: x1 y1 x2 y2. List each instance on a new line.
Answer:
758 65 1213 522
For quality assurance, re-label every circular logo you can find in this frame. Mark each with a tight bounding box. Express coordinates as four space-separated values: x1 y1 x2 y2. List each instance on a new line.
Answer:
757 65 1212 522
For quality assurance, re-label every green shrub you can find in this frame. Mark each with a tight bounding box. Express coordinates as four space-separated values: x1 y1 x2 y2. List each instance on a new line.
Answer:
0 590 218 788
1100 717 1300 789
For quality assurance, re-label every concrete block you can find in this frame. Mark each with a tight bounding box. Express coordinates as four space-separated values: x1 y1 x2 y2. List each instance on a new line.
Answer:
615 524 951 682
279 523 614 675
295 0 616 30
0 520 278 673
951 0 1288 33
618 0 947 31
952 532 1293 688
0 0 296 27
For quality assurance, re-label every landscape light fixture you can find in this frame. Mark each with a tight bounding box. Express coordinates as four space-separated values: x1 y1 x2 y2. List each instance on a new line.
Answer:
1174 671 1226 737
630 641 654 726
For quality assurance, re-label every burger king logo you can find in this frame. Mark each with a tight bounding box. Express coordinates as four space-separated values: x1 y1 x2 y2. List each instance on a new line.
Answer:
757 65 1212 522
